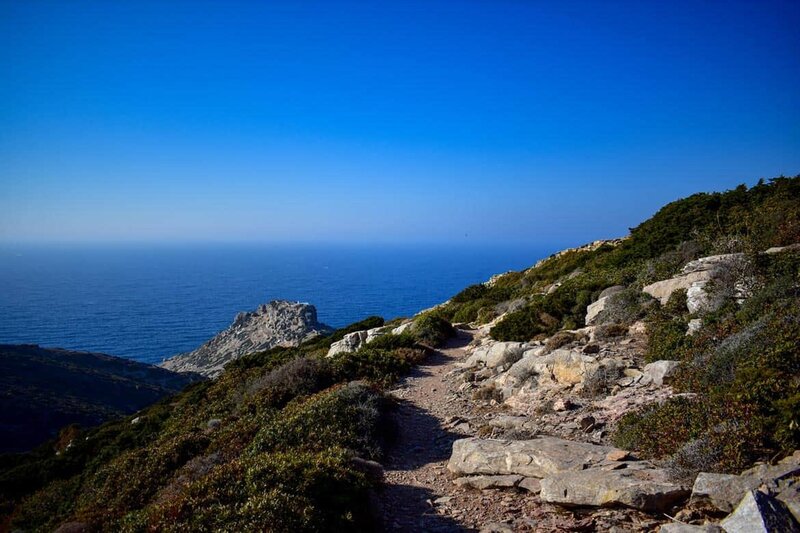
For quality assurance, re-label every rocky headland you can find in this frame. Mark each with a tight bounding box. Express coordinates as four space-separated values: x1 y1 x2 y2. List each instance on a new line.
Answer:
159 300 333 377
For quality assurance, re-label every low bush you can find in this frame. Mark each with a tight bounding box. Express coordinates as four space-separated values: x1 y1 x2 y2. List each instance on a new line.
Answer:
248 356 335 407
593 288 654 326
545 331 578 352
331 346 420 386
366 332 417 351
411 314 455 347
249 383 385 460
594 323 629 340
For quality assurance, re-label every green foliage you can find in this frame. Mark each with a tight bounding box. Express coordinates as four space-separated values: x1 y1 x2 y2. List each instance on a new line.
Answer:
366 332 417 351
411 313 455 347
644 289 689 363
129 448 372 532
249 383 385 460
330 346 424 386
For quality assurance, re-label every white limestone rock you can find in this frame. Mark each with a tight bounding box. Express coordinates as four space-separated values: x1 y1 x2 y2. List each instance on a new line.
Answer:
160 300 333 378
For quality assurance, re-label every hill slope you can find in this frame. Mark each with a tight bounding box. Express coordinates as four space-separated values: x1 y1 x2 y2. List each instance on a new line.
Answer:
1 176 798 532
0 345 200 453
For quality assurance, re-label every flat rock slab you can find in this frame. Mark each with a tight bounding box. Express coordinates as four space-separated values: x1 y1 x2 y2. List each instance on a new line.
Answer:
447 437 615 478
539 464 690 513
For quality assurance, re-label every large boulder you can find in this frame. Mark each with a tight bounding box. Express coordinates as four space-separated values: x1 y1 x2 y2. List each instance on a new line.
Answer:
462 341 527 369
160 300 333 377
539 463 690 513
691 473 761 513
719 490 800 533
585 286 626 325
326 327 386 357
642 360 681 387
642 254 743 310
447 437 614 478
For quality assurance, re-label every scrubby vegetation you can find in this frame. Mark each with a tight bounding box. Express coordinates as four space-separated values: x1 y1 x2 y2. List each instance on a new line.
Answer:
614 248 800 478
0 316 441 532
2 176 798 530
439 176 800 478
437 176 800 341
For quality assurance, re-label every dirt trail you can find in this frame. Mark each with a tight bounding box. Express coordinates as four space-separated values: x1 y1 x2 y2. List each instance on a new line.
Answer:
378 329 541 532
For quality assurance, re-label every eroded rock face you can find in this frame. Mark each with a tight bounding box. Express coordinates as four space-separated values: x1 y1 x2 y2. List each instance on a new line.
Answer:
642 360 681 387
691 452 800 515
160 301 332 378
539 463 690 512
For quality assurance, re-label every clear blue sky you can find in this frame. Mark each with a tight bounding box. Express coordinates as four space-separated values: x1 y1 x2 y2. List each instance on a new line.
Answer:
1 0 798 245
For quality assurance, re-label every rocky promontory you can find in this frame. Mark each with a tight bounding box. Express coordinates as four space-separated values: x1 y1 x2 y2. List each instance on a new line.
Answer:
160 300 333 377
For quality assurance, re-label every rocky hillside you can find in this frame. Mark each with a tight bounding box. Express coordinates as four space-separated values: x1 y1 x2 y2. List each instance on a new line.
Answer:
0 344 200 453
1 176 798 532
160 300 333 377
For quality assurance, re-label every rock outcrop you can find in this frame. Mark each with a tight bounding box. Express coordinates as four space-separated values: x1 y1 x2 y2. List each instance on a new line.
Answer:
585 285 626 325
719 490 800 532
642 253 744 313
325 321 413 357
326 327 386 357
448 437 689 513
691 451 800 517
160 300 332 377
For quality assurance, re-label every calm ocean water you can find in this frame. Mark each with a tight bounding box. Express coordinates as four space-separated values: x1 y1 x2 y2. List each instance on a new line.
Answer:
0 243 553 365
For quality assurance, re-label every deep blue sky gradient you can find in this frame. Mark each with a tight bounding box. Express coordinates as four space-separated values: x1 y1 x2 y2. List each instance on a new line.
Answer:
1 1 799 244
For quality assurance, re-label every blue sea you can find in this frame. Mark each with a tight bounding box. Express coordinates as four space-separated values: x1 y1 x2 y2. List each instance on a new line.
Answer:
0 243 552 365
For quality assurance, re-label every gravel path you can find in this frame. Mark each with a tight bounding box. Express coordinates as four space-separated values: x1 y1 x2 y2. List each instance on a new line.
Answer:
377 329 542 532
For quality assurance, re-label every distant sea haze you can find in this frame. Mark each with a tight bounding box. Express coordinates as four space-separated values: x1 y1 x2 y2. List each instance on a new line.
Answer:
0 243 553 365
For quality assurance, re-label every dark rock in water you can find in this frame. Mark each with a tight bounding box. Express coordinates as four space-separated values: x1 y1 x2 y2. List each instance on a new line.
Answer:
159 300 333 377
0 344 200 453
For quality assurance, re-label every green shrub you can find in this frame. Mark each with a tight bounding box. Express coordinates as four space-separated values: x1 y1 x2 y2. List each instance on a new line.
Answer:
365 332 417 351
615 250 800 475
249 383 385 460
248 356 335 408
136 448 373 533
595 323 629 340
330 347 414 385
411 314 455 347
545 331 578 351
